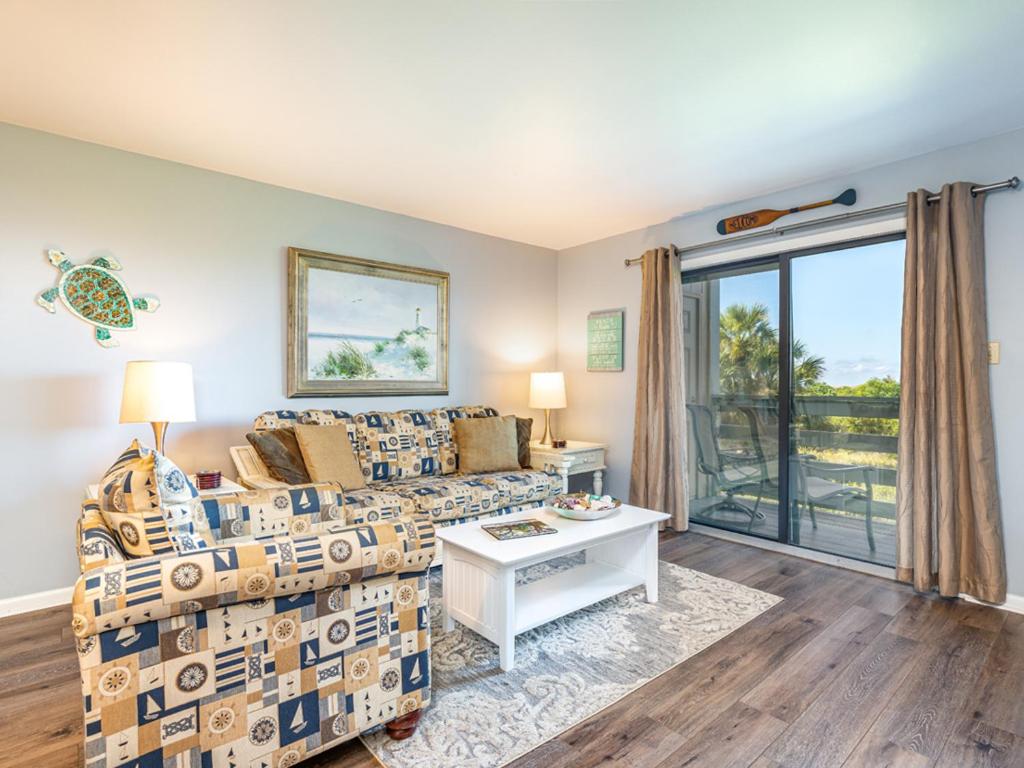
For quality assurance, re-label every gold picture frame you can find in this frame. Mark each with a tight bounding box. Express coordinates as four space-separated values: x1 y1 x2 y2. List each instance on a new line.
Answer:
287 247 449 397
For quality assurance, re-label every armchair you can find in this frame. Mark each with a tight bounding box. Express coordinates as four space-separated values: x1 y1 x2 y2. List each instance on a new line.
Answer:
73 489 435 768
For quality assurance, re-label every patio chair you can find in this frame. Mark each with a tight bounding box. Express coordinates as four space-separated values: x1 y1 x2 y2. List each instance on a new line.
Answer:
687 403 767 524
737 405 779 486
792 457 876 550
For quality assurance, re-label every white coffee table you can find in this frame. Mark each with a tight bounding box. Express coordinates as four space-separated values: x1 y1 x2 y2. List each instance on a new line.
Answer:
435 504 669 671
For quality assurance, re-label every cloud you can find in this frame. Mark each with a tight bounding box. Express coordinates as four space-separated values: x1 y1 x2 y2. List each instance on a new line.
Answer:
831 356 896 378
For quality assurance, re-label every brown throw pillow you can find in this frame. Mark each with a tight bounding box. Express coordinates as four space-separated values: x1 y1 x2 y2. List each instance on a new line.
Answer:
454 415 521 473
515 416 533 468
246 428 311 485
294 424 366 489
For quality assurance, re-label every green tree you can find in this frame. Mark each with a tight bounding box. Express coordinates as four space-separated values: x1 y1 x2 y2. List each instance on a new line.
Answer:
718 303 825 395
830 376 900 435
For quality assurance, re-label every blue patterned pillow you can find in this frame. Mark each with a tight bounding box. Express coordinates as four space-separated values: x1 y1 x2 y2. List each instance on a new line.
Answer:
150 451 216 552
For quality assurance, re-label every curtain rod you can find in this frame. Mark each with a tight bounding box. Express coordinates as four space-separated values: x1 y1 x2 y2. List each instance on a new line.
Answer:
624 176 1020 267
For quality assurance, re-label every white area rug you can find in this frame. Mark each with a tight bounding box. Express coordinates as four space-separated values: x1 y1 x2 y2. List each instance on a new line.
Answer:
361 556 781 768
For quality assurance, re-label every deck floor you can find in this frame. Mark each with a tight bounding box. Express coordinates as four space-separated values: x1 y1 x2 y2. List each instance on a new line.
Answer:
690 496 895 567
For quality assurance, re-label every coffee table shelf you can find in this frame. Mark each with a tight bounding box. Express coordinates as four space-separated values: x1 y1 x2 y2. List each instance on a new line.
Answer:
515 561 645 634
436 505 669 671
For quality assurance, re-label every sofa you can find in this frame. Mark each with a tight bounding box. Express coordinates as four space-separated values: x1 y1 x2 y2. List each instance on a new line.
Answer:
72 480 435 767
230 406 567 559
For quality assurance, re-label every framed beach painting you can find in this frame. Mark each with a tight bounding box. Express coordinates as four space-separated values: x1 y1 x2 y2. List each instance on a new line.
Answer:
287 247 449 396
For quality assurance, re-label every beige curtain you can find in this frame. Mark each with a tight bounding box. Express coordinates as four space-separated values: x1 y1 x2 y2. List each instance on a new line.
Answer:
630 246 688 530
897 182 1006 603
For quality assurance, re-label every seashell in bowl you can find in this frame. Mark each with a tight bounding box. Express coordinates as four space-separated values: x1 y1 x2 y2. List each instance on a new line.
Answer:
550 493 622 520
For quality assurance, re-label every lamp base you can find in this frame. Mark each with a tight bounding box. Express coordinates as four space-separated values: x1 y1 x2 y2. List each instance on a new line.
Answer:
151 422 169 455
539 409 557 447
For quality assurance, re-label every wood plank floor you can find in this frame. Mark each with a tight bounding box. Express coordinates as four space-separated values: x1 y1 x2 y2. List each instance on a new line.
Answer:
2 532 1020 768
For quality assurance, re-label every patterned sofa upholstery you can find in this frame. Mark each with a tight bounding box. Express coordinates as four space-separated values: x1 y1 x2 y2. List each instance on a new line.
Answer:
72 489 435 768
237 407 565 541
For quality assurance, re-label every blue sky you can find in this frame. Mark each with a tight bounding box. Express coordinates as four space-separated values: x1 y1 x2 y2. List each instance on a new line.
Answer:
715 239 904 388
308 267 437 338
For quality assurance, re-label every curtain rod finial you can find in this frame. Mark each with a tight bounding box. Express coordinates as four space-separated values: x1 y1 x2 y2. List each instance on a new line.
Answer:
1010 176 1020 189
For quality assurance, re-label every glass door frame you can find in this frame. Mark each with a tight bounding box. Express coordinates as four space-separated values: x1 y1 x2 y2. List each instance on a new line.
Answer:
683 231 905 551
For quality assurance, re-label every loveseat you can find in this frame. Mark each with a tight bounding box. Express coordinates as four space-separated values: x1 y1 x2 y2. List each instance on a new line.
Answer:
230 406 567 559
73 476 434 767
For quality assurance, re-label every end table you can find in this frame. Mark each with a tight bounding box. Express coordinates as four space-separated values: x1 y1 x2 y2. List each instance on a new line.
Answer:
530 440 607 495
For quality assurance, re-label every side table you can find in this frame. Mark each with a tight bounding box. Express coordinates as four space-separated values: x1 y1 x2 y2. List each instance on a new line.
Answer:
530 440 607 495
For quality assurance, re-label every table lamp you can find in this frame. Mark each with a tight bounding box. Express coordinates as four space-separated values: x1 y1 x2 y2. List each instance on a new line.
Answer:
119 361 196 455
529 371 566 446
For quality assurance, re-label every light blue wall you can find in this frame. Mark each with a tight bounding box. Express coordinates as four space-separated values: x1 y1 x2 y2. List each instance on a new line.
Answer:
557 127 1024 597
0 123 558 599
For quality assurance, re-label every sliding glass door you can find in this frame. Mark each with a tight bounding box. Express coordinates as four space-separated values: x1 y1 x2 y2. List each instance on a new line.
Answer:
684 235 903 566
787 238 903 565
684 260 781 540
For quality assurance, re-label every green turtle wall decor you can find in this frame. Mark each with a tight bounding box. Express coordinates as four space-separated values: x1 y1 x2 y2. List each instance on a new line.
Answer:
36 249 160 347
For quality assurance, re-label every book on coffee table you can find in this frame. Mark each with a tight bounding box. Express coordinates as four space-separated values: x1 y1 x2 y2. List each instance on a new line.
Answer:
481 518 557 541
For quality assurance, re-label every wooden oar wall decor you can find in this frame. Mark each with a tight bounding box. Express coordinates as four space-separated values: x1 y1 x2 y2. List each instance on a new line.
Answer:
716 188 857 235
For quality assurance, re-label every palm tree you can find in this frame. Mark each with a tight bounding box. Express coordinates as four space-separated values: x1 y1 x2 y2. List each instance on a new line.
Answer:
718 303 825 395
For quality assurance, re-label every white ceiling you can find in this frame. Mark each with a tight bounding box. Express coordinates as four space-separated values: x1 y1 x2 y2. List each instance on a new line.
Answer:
3 1 1024 250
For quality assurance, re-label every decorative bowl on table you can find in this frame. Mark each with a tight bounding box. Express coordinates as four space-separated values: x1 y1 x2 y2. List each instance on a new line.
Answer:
551 492 622 520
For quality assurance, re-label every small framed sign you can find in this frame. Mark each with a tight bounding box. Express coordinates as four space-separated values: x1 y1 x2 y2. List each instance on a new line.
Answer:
587 308 624 372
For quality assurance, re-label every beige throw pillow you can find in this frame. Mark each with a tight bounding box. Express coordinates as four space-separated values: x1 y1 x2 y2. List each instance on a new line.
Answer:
294 424 366 489
454 415 521 473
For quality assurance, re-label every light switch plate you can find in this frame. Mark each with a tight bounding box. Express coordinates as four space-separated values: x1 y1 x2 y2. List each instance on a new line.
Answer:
988 341 1000 364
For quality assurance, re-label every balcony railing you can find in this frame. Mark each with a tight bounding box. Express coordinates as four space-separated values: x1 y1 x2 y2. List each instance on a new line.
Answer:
708 393 899 509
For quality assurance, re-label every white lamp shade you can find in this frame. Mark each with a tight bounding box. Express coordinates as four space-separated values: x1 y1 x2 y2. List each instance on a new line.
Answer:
119 361 196 424
529 371 567 409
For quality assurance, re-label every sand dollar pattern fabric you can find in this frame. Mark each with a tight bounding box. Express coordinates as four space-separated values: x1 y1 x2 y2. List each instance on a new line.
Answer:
72 511 436 638
72 512 434 767
376 476 507 522
200 484 348 542
353 411 434 483
387 410 442 478
242 407 561 533
253 409 301 431
371 470 559 523
97 440 175 557
152 451 216 551
341 488 417 526
77 500 127 573
252 408 499 481
475 470 563 506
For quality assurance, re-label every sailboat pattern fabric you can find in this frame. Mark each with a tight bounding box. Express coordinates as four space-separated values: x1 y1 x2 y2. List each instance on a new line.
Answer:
248 407 561 526
200 483 348 540
79 500 128 573
73 500 434 767
352 411 441 482
372 471 561 522
97 441 216 557
252 406 500 479
342 488 418 525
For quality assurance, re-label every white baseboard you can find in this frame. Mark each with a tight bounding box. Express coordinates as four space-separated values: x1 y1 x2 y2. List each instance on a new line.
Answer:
688 523 1024 615
0 585 73 618
961 591 1024 616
